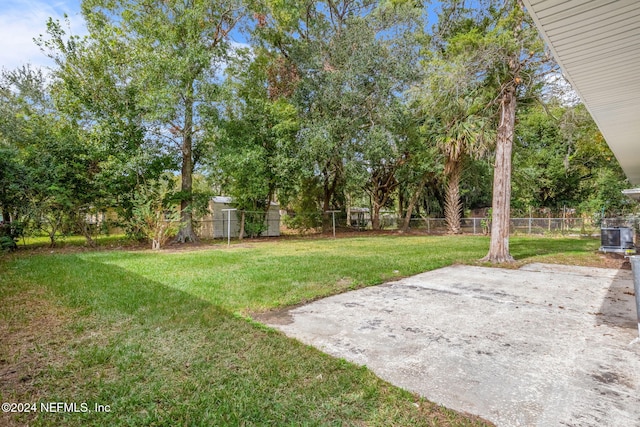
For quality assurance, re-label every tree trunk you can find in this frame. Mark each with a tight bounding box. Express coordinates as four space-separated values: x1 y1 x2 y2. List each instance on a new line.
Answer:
322 191 331 233
239 210 245 240
444 159 462 234
175 82 197 243
75 210 97 248
81 221 96 248
398 185 405 225
367 167 398 231
263 188 274 236
322 168 338 233
371 201 381 230
47 212 62 248
401 174 430 233
346 194 352 228
482 87 517 263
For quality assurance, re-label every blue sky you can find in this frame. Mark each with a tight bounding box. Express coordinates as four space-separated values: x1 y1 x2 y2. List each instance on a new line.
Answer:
0 0 86 71
0 0 443 72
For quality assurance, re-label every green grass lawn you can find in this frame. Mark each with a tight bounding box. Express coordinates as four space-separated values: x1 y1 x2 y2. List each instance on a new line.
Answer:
0 235 603 426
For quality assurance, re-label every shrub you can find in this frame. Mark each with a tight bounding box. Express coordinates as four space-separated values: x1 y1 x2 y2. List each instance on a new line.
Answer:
127 178 182 250
0 221 23 252
242 211 268 238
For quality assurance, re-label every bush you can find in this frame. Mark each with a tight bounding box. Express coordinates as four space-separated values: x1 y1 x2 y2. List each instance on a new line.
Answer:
242 211 268 238
127 178 182 250
0 235 16 252
283 211 322 233
0 221 23 251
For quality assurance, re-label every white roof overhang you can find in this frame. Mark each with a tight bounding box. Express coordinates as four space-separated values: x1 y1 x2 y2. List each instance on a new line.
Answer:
522 0 640 184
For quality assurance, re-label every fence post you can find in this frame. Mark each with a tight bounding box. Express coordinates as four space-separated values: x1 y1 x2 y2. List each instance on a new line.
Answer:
326 210 339 238
221 208 236 247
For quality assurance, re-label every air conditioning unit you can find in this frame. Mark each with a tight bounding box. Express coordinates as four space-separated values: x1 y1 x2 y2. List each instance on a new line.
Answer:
600 227 636 254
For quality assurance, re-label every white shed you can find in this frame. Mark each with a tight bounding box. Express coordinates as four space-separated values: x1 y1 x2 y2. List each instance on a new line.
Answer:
199 196 280 238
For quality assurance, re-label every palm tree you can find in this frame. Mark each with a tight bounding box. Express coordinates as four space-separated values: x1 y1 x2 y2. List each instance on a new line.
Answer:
430 97 490 234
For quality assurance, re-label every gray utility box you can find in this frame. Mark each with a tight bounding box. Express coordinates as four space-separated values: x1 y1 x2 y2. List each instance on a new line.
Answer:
600 227 636 254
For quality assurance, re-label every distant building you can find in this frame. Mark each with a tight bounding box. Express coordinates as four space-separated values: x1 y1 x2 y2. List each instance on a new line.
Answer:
349 207 370 229
199 196 281 238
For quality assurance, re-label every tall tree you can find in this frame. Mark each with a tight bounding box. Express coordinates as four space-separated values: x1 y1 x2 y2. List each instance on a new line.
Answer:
416 86 491 234
414 2 494 234
0 68 35 224
427 0 547 258
39 17 173 229
75 0 246 242
211 48 300 237
0 66 105 246
481 0 547 262
512 102 629 217
255 0 422 230
431 0 544 260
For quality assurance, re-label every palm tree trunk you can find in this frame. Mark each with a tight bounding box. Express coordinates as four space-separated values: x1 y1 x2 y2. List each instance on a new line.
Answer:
444 159 462 234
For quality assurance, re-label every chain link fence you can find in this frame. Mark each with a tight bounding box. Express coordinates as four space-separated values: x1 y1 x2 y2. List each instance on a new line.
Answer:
191 209 640 238
404 217 599 235
196 211 281 239
278 211 636 236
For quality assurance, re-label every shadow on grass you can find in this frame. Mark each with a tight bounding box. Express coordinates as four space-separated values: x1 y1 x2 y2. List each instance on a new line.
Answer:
509 237 599 261
2 254 489 427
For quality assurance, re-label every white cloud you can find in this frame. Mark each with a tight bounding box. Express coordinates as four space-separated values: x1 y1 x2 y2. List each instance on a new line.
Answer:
0 0 86 72
543 72 581 106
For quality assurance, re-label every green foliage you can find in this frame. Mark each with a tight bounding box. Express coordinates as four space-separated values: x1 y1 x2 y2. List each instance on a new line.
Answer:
578 168 632 217
0 218 24 252
0 145 28 223
39 17 175 233
283 210 323 233
461 159 492 210
0 222 22 252
513 103 629 216
0 0 633 249
0 66 111 246
211 49 300 216
242 211 269 238
282 177 324 232
0 235 16 252
253 0 423 221
128 177 182 249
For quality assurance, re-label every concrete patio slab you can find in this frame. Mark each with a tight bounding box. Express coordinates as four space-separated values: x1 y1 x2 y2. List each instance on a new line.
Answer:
259 263 640 426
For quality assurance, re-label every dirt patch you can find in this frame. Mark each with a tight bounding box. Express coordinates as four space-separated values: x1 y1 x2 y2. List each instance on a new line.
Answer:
0 288 78 426
160 242 256 254
599 252 632 269
415 400 495 427
251 306 297 326
492 252 632 271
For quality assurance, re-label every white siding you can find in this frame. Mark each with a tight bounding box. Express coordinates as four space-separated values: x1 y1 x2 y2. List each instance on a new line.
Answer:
524 0 640 183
